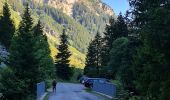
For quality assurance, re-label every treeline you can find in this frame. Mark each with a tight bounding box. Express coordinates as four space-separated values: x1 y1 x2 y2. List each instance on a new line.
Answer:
7 0 112 53
73 2 110 35
11 0 92 53
0 2 73 99
84 0 170 99
42 5 91 53
84 13 131 78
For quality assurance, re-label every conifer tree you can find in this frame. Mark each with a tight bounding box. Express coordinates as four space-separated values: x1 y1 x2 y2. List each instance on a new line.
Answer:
130 0 170 99
93 32 102 75
33 20 54 81
0 1 15 49
55 29 73 80
84 32 102 77
101 17 116 67
101 14 128 67
114 13 128 38
84 40 96 76
8 4 37 99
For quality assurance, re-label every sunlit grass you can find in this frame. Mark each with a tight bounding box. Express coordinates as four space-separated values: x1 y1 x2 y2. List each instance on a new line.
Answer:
49 41 85 69
0 3 86 69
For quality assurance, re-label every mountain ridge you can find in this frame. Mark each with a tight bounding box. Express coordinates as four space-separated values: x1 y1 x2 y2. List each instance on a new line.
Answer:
0 0 115 68
46 0 114 16
28 0 114 16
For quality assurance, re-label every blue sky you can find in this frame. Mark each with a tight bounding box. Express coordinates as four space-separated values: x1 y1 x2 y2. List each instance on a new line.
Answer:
102 0 130 15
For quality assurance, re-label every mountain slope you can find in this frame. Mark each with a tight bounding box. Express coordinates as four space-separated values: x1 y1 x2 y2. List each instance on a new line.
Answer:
0 0 114 68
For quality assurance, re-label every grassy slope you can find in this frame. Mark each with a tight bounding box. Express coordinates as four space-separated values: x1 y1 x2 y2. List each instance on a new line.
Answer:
0 0 113 69
49 40 85 69
0 3 86 69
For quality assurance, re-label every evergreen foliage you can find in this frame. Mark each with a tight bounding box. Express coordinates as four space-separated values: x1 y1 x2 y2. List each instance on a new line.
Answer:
93 32 102 76
85 13 129 78
108 37 129 79
0 4 55 99
129 0 170 99
108 37 139 92
0 67 23 100
55 29 73 80
84 41 95 76
0 0 113 67
8 4 37 99
114 13 128 38
1 0 112 53
0 1 15 49
0 0 169 99
0 3 56 99
84 40 96 76
1 5 37 100
101 17 116 67
73 2 111 35
84 32 102 77
42 5 92 53
101 14 128 67
33 20 55 81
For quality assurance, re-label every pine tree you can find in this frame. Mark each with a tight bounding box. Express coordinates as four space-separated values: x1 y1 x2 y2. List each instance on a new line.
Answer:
84 32 102 77
130 0 170 99
33 20 54 81
55 29 73 80
0 1 15 50
114 13 128 38
101 14 128 70
84 40 96 76
106 14 129 79
93 32 102 75
8 4 37 99
101 17 116 67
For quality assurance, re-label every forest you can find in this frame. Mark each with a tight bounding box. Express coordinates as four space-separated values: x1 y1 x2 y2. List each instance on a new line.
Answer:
0 0 113 68
0 0 170 100
84 0 170 100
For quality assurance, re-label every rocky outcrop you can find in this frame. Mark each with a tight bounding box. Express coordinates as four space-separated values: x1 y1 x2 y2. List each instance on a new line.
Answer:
46 0 114 16
97 2 114 16
47 0 78 16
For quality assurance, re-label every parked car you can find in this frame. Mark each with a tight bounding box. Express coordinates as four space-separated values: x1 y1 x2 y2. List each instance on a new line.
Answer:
79 76 88 84
84 78 110 88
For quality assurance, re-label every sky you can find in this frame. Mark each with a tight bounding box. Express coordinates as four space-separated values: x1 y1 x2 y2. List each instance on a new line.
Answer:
102 0 130 15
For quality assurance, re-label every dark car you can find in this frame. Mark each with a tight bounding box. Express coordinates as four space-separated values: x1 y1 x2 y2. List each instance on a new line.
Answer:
79 76 88 84
84 78 110 88
84 78 94 88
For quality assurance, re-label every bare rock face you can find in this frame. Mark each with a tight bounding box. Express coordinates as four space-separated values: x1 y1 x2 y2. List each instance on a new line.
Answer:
1 0 114 18
26 0 114 16
47 0 78 16
46 0 114 16
97 2 114 16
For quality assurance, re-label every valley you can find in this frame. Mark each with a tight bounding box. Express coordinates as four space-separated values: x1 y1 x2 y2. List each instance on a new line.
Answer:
0 0 115 68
